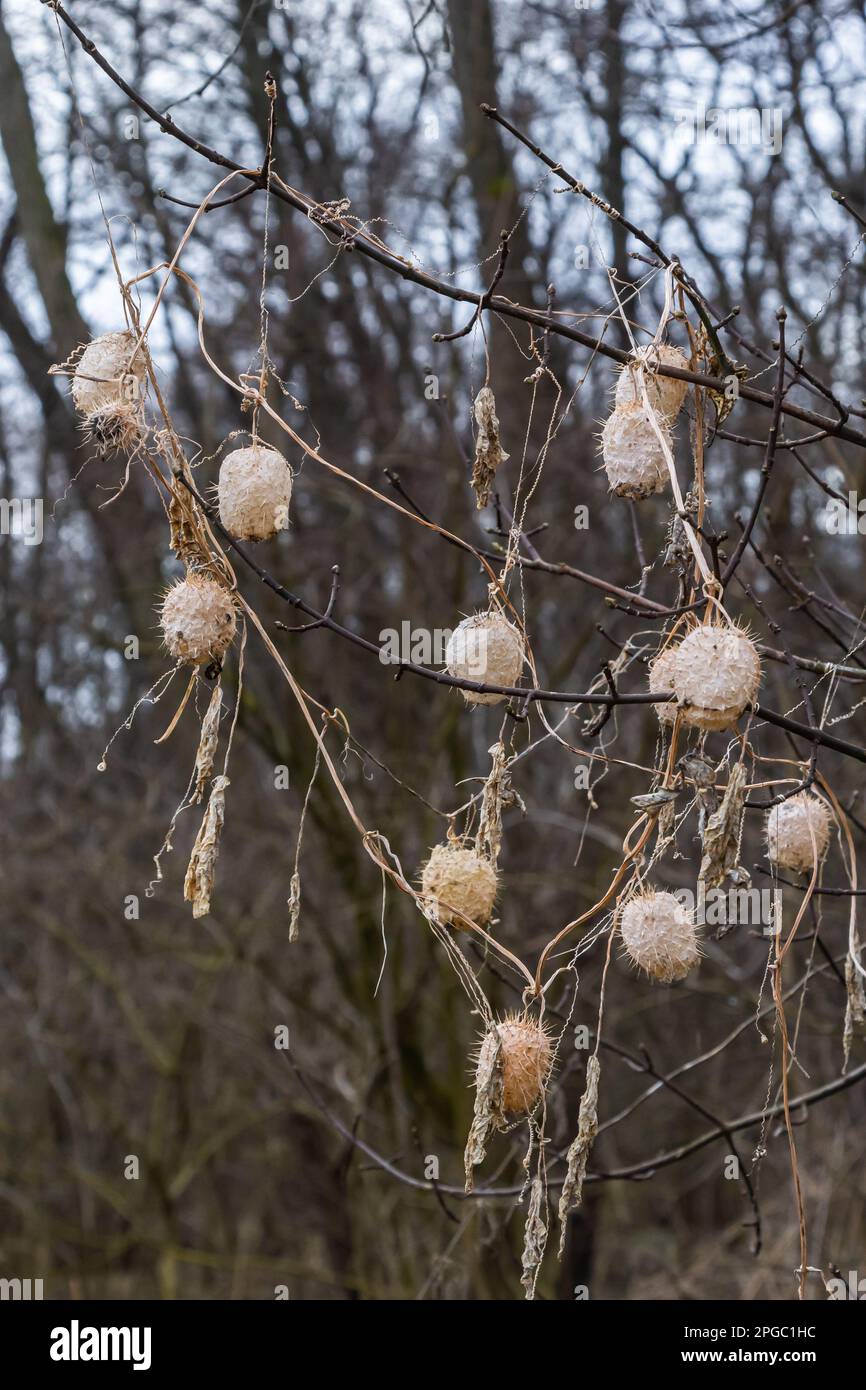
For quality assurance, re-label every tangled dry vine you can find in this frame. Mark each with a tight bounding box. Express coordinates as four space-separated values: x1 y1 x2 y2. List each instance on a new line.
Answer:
42 0 866 1301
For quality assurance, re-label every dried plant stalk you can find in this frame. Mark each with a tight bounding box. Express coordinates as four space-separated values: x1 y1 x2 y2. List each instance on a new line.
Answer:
184 774 229 918
471 386 508 508
557 1054 600 1255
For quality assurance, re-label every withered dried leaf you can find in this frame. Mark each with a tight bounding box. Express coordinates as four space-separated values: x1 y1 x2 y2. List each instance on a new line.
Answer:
193 684 223 803
471 386 509 509
477 740 524 867
168 490 199 562
520 1176 548 1301
184 774 229 919
843 950 866 1072
464 1028 504 1192
557 1054 600 1255
699 762 746 890
288 871 301 944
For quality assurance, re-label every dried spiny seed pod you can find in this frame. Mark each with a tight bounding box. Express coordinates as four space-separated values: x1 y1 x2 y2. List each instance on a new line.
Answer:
420 842 498 927
648 644 680 727
475 1014 553 1114
218 444 292 541
160 574 237 666
600 402 670 499
619 890 700 983
72 331 146 415
81 400 143 457
766 791 832 873
614 342 690 421
445 611 524 705
672 623 761 731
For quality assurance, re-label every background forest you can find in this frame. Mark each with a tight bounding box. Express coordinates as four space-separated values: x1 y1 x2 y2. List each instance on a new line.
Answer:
1 0 865 1300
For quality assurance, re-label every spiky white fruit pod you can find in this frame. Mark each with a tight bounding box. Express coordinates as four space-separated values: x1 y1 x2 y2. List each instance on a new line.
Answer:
766 791 832 873
81 400 143 457
619 890 700 983
160 574 237 665
648 645 680 727
614 342 690 421
672 623 761 731
218 445 292 541
420 842 498 926
476 1015 553 1114
600 402 670 499
72 332 146 415
445 611 524 705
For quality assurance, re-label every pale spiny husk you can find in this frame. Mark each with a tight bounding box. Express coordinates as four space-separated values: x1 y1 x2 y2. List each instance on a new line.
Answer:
193 683 223 803
471 385 509 509
420 841 498 927
464 1027 504 1192
619 890 700 983
81 400 143 457
475 1015 553 1115
614 342 690 421
184 774 229 919
557 1053 600 1255
218 444 292 541
445 610 524 705
699 762 747 889
766 790 832 874
648 644 680 727
72 331 147 414
520 1176 548 1301
672 623 761 731
600 402 670 499
160 574 237 666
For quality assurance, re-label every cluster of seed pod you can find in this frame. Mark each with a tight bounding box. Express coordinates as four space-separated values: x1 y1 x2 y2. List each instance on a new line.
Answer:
73 329 836 1142
71 335 295 668
601 342 690 498
72 330 147 456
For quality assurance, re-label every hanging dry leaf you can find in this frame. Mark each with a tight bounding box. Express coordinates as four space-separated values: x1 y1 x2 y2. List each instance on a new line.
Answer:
168 489 199 563
843 949 866 1072
520 1176 548 1300
557 1053 600 1255
477 740 524 867
193 683 223 803
288 871 301 944
464 1029 504 1192
184 774 229 919
471 386 509 509
699 762 746 890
